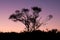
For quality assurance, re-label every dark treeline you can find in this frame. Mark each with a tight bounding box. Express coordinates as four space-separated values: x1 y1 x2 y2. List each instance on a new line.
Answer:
0 29 60 40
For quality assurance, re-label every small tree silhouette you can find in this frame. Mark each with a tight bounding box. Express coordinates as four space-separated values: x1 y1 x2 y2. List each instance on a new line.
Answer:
9 7 53 32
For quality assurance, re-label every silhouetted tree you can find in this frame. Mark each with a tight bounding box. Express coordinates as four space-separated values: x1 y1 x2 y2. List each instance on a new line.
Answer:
9 6 53 32
49 29 57 33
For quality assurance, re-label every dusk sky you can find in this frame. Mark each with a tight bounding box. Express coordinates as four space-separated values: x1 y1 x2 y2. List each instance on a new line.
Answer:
0 0 60 32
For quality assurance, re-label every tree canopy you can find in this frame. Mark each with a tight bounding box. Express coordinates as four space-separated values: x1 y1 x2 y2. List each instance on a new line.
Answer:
9 6 53 32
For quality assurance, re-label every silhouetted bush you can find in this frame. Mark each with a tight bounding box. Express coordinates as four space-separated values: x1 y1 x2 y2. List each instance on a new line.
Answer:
0 30 60 40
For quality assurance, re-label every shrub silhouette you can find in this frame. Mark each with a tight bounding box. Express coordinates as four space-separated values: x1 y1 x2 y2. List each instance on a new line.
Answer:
0 30 60 40
9 6 53 32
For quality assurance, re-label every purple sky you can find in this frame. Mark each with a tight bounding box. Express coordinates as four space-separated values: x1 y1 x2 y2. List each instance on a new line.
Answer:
0 0 60 32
